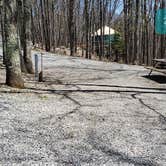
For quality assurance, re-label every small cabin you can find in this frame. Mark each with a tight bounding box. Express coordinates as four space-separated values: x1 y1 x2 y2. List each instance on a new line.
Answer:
93 26 118 45
92 26 121 56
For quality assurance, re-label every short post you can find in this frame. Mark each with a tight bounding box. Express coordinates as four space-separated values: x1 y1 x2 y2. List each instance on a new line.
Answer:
35 54 39 81
39 52 43 82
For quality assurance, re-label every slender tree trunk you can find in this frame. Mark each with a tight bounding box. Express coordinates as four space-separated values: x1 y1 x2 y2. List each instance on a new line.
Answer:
143 0 149 65
160 0 165 59
153 0 157 60
40 0 47 51
133 0 139 63
123 0 128 63
84 0 89 59
68 0 75 56
31 8 35 46
43 0 50 51
99 0 103 60
51 0 56 51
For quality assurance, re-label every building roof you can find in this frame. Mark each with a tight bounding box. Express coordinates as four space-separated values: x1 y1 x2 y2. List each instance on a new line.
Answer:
94 26 116 36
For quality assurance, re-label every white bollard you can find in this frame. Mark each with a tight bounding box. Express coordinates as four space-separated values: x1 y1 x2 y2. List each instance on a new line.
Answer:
34 54 39 81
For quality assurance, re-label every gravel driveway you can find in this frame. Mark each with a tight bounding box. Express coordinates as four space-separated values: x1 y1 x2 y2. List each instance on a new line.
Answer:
0 51 166 166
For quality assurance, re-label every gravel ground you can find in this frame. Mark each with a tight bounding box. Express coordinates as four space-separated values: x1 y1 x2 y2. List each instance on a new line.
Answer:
0 50 166 166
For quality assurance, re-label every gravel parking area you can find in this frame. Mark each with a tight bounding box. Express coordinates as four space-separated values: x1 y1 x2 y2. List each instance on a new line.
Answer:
0 51 166 165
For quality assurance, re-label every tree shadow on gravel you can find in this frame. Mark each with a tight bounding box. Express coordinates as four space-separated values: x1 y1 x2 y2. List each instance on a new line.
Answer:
21 87 166 95
62 83 166 91
54 66 133 73
87 130 159 166
143 75 166 84
1 85 166 95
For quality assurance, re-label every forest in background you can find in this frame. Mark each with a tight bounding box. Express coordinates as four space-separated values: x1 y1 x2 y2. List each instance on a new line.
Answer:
0 0 166 88
30 0 166 64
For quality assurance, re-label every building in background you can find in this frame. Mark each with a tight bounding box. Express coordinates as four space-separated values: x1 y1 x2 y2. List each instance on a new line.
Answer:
92 26 123 60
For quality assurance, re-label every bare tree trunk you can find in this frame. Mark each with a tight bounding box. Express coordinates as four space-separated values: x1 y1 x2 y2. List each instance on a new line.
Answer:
99 0 103 60
0 2 6 64
160 0 165 59
17 0 27 73
84 0 89 59
153 0 157 60
68 0 75 56
22 0 34 74
123 0 128 63
31 8 35 46
133 0 139 63
51 0 56 51
40 0 48 51
43 0 51 51
4 0 24 88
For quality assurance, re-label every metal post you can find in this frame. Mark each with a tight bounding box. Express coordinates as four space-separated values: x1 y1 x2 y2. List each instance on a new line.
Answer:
35 54 38 81
39 52 43 82
41 53 43 73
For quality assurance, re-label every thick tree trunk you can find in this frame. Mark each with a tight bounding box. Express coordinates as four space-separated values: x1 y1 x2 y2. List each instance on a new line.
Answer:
22 0 34 74
17 0 27 73
4 0 24 88
0 3 6 64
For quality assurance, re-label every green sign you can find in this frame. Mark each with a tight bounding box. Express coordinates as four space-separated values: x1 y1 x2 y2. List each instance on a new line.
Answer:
155 9 166 34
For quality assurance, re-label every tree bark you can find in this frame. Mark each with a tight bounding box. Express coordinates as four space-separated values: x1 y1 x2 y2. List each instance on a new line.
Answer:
160 0 166 59
22 0 34 74
84 0 89 59
123 0 128 63
68 0 75 56
0 2 6 64
133 0 139 63
4 0 24 88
